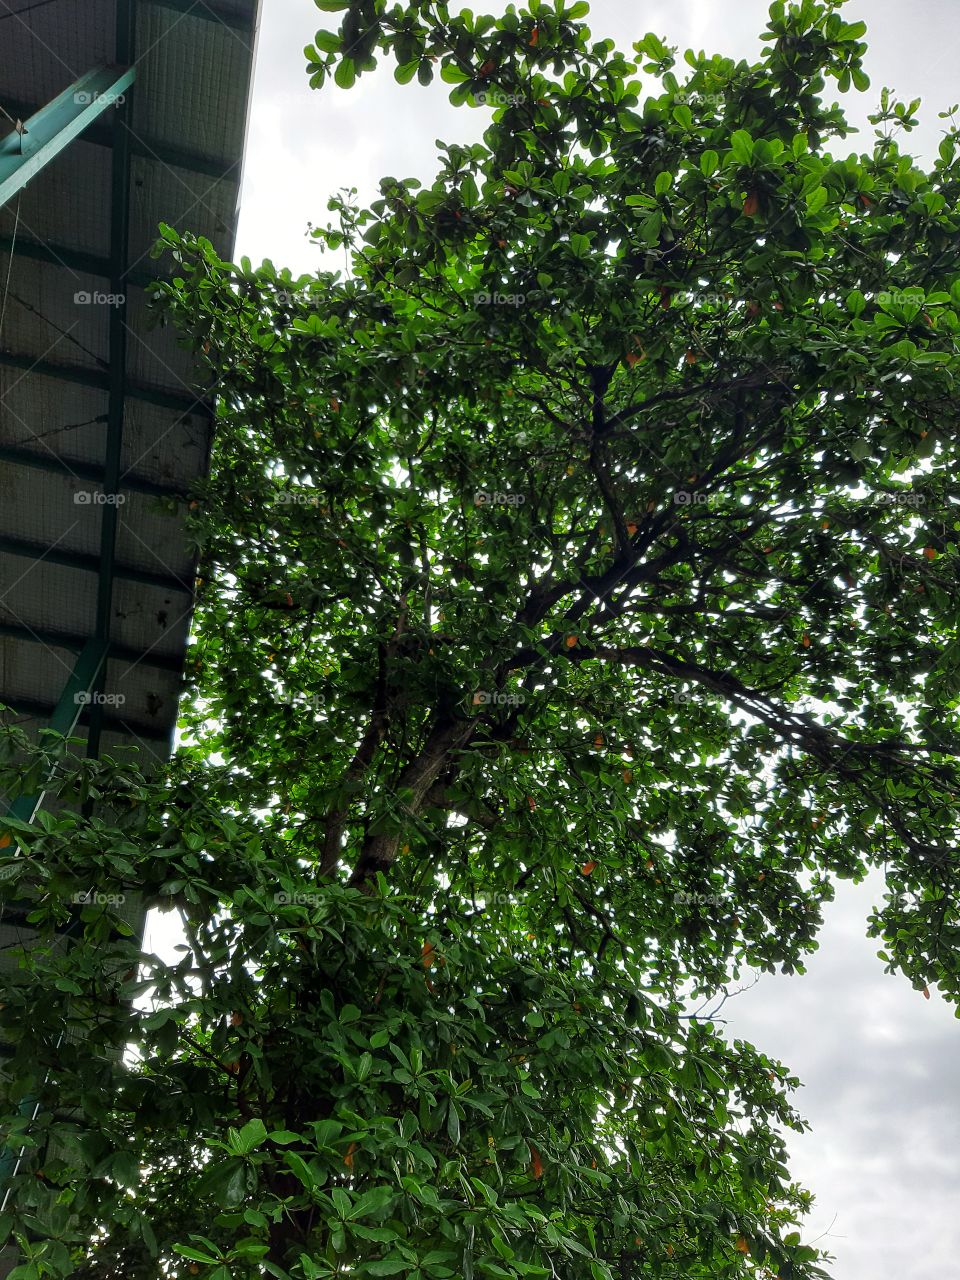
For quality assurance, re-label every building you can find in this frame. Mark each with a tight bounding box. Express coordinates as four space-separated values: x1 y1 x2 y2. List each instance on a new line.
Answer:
0 0 262 1267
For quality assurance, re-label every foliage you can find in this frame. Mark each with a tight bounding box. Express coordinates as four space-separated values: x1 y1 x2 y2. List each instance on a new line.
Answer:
2 0 960 1277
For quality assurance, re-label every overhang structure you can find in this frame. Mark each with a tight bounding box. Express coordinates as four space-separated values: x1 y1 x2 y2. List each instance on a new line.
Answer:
0 0 263 1259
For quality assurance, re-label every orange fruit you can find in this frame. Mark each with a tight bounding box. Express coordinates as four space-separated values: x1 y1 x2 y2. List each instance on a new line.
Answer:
565 635 578 648
923 546 937 560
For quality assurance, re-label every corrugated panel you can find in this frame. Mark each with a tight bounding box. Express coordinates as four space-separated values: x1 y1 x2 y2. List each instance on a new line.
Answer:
119 399 211 493
0 140 113 261
0 3 262 1241
0 1 115 105
134 5 253 164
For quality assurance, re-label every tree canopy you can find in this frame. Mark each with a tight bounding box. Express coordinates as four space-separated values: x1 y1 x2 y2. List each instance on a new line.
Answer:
2 1 959 1278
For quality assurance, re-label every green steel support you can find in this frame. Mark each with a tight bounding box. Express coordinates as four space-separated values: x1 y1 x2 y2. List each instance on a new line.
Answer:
0 620 183 672
0 532 192 592
0 97 237 181
86 1 136 764
0 647 109 1216
4 638 108 824
0 443 195 498
0 65 136 208
151 0 255 32
0 348 204 412
0 233 167 289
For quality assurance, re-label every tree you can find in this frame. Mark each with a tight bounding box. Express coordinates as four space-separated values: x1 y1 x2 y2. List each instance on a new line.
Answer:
2 1 960 1277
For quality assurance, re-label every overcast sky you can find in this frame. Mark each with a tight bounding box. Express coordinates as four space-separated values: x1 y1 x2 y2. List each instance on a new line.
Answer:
225 3 960 1276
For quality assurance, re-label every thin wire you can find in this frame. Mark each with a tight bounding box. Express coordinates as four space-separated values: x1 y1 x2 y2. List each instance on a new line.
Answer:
0 192 21 347
0 0 66 23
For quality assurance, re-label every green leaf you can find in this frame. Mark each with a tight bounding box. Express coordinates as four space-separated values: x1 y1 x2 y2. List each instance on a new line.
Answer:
174 1243 221 1263
700 149 720 177
730 129 754 164
233 1118 268 1154
313 29 342 53
334 57 356 89
846 289 866 317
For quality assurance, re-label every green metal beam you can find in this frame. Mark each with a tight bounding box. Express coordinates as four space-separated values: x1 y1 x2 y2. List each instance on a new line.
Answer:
149 0 256 33
0 348 208 413
4 639 108 824
0 694 171 745
0 97 239 182
0 444 195 499
0 66 137 208
0 233 167 289
0 621 185 673
0 532 192 592
86 14 136 762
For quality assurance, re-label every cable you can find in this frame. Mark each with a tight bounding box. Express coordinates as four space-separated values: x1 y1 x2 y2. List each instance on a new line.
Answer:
0 192 21 348
0 0 68 23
